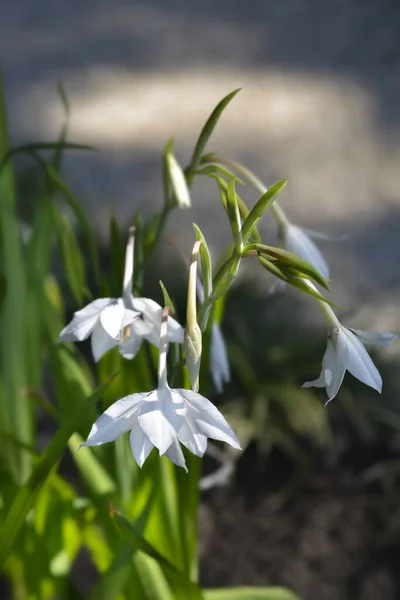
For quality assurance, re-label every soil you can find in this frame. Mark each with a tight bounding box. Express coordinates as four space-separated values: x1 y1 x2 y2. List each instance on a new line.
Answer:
199 442 400 600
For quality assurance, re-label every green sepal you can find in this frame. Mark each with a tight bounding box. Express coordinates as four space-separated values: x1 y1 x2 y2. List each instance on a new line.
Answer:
241 179 288 243
258 255 338 307
252 244 330 290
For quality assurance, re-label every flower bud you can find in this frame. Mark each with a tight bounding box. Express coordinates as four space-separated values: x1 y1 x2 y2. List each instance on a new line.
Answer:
184 240 202 391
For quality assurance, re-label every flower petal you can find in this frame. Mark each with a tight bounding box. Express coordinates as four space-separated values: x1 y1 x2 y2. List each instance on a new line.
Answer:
129 425 154 467
177 389 241 450
81 393 148 447
118 326 143 360
210 323 230 393
303 333 347 402
348 329 398 348
285 225 329 278
138 388 186 454
132 297 184 346
91 324 119 362
342 328 382 393
176 405 208 457
164 438 188 472
100 298 126 339
58 298 114 342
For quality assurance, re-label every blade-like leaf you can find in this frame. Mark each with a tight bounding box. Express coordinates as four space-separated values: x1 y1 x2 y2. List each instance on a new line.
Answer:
0 141 96 171
0 377 115 567
114 511 203 599
241 180 288 243
0 72 32 481
204 587 302 600
189 89 241 173
53 212 86 304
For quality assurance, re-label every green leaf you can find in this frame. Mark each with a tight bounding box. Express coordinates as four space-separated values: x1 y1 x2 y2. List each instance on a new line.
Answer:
189 89 241 173
12 149 100 288
159 280 177 316
0 72 32 482
68 433 116 496
53 212 86 304
114 511 203 599
0 377 114 567
241 180 288 243
193 223 213 300
204 587 302 600
0 141 96 171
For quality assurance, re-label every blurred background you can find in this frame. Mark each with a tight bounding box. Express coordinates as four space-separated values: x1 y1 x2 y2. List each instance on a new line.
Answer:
2 1 400 599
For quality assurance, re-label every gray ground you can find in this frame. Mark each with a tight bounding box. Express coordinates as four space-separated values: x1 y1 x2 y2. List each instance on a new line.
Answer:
1 0 400 335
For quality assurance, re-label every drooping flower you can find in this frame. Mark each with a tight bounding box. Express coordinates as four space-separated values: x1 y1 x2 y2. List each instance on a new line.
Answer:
303 323 397 403
58 227 184 362
81 307 241 471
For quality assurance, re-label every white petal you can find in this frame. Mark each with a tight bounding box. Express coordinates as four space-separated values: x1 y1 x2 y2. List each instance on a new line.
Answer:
347 329 398 347
164 438 188 472
210 323 230 393
303 333 347 402
178 389 241 450
132 297 184 345
81 393 148 447
99 298 126 339
342 328 382 393
91 324 119 362
118 327 143 360
129 425 154 467
285 225 329 278
166 316 185 343
121 307 141 328
58 298 114 342
138 388 186 454
178 413 208 457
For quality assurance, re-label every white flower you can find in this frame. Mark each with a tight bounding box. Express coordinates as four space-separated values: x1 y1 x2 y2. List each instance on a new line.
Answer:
58 227 184 362
58 297 138 363
210 322 231 393
303 323 397 403
283 223 329 279
81 307 241 471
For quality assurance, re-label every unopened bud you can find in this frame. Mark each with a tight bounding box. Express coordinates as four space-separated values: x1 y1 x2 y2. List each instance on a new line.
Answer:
184 240 202 391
